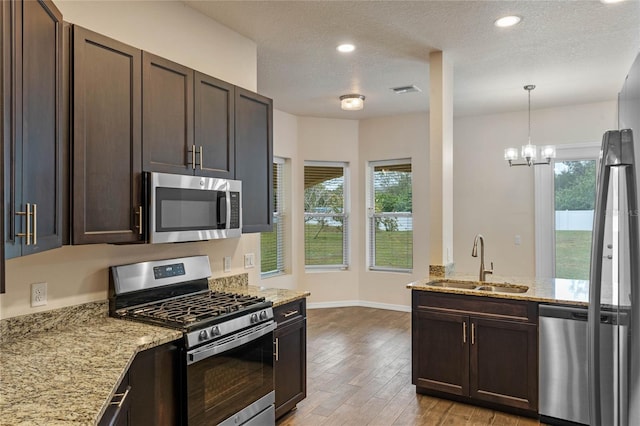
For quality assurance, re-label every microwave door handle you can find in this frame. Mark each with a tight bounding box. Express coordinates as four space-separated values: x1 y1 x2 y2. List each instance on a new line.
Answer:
217 192 227 228
226 192 232 230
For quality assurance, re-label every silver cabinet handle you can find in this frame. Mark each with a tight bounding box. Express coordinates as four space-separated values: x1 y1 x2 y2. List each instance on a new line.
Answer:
110 386 131 408
135 206 143 235
199 145 203 170
16 203 32 245
283 310 299 318
274 337 279 361
32 204 37 245
189 144 196 170
462 321 467 343
471 322 476 345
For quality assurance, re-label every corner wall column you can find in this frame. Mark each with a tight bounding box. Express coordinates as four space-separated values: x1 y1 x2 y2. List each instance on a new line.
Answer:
429 50 454 276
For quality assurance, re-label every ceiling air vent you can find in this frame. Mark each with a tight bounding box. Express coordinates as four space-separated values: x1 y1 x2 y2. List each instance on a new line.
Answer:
391 85 422 94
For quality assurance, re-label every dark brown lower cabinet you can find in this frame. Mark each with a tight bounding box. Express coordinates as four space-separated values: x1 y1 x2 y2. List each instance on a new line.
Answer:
412 291 538 415
274 299 307 419
99 341 181 426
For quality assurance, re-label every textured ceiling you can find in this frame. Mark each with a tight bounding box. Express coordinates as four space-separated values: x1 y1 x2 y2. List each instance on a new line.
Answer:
185 0 640 119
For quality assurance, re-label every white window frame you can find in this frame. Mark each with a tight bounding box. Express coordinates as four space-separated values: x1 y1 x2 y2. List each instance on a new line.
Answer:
534 142 600 278
304 161 350 271
366 158 413 273
261 157 286 278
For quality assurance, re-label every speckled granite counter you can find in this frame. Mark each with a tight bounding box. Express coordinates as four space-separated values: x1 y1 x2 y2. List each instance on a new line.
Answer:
207 275 311 306
0 274 309 425
407 273 591 306
0 303 182 425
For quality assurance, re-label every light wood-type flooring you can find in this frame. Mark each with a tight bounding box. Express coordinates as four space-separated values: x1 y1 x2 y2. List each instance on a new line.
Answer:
277 307 543 426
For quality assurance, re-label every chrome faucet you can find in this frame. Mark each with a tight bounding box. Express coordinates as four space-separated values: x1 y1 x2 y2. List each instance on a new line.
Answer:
471 234 493 282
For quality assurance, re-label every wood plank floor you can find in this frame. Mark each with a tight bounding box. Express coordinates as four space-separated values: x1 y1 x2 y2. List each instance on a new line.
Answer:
277 307 544 426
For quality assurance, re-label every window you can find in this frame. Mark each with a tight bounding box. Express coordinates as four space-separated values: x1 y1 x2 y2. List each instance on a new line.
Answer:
304 162 349 269
260 157 285 276
535 143 600 279
367 160 413 271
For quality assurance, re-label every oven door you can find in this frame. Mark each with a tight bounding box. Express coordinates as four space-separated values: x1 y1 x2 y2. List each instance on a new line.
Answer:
186 322 275 426
149 172 241 244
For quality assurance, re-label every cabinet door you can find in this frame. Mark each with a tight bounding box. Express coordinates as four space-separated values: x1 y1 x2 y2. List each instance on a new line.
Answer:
234 87 273 233
412 310 469 396
470 317 538 411
275 317 307 419
72 26 143 244
128 341 181 425
98 372 131 426
142 52 193 175
10 0 63 258
194 72 234 179
1 0 8 292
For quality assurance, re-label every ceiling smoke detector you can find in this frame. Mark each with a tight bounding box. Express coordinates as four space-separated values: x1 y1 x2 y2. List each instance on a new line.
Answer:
391 85 422 94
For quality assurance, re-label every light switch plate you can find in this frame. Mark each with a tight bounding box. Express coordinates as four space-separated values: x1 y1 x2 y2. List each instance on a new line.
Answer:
223 256 232 272
244 253 255 269
31 282 47 307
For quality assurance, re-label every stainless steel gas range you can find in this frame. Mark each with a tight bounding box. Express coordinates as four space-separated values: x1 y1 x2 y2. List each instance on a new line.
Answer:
109 255 275 426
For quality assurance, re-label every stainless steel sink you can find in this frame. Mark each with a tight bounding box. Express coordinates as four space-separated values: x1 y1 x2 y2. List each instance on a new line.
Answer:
427 280 529 294
428 281 478 290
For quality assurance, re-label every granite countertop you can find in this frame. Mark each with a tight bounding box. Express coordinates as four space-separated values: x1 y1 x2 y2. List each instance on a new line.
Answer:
0 311 182 425
0 276 310 425
407 273 591 306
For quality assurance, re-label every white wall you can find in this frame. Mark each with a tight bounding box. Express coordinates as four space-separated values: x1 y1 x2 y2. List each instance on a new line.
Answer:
0 1 258 319
453 101 617 278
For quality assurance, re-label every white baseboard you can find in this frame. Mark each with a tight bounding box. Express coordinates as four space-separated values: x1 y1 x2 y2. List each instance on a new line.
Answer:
307 300 410 313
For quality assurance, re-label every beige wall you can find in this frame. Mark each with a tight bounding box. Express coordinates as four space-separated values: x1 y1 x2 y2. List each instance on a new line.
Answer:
358 114 430 309
56 0 257 91
452 100 617 278
0 1 258 319
295 117 361 304
0 0 621 318
262 109 300 290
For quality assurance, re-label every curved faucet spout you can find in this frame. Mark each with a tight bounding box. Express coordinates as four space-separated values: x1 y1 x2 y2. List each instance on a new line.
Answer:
471 234 492 281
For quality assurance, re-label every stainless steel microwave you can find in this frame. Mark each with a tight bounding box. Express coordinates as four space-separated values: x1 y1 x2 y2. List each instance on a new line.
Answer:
148 172 242 244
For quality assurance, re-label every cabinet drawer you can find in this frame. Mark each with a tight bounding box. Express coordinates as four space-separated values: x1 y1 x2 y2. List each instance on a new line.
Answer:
274 299 306 325
413 291 537 323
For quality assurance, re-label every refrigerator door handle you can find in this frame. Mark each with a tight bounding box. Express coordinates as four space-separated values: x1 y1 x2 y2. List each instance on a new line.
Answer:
588 129 637 426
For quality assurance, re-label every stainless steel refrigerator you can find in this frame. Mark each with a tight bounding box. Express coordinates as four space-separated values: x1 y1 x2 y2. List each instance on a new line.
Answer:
588 51 640 426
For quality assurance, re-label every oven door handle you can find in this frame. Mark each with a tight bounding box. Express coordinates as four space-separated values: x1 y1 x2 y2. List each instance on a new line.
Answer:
187 321 276 365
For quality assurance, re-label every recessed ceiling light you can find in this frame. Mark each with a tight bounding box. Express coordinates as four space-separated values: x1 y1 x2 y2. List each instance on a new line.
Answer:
600 0 625 4
494 15 522 28
337 43 355 53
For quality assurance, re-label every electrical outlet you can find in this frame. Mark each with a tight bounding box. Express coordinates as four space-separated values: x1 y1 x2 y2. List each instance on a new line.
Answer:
223 256 232 272
515 235 522 246
244 253 255 269
31 282 47 307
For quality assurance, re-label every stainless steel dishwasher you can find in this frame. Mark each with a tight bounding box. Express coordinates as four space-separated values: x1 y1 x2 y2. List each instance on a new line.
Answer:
539 304 617 425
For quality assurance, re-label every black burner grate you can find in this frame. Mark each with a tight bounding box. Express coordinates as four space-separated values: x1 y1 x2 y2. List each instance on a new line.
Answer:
122 291 266 327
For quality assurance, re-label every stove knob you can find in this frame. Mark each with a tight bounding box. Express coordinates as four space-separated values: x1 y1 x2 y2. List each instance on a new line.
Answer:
259 310 268 321
211 326 220 336
199 330 209 340
251 313 258 324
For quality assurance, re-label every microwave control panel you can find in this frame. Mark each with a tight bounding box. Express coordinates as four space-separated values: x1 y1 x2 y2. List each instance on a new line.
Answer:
230 192 240 229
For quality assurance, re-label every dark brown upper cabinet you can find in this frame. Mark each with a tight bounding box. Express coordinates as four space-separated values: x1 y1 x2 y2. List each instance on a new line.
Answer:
142 53 235 179
234 87 273 233
142 52 194 175
4 0 63 259
194 72 235 179
1 0 8 292
72 26 144 245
